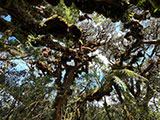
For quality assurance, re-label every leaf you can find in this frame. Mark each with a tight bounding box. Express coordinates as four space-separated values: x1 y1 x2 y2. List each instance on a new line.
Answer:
79 40 83 45
115 69 149 83
154 8 158 13
113 76 128 91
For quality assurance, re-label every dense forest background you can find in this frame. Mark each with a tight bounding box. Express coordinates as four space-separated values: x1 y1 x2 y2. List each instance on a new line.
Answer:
0 0 160 120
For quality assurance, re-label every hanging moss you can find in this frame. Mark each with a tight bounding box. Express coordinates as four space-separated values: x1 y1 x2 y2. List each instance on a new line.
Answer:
41 14 69 36
68 24 82 40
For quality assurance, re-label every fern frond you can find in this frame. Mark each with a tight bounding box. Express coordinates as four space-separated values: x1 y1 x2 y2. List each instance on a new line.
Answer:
113 75 127 91
114 69 148 83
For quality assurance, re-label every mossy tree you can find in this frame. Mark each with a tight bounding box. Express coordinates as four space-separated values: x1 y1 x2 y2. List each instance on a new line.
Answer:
0 0 159 120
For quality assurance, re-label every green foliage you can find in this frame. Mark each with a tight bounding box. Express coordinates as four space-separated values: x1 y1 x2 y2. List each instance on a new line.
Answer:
113 76 128 90
52 0 79 24
137 0 147 6
0 0 160 119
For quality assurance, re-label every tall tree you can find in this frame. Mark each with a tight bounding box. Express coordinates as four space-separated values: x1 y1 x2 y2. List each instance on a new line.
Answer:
0 0 159 119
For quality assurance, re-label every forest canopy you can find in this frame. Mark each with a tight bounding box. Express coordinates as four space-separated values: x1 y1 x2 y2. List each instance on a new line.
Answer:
0 0 160 120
